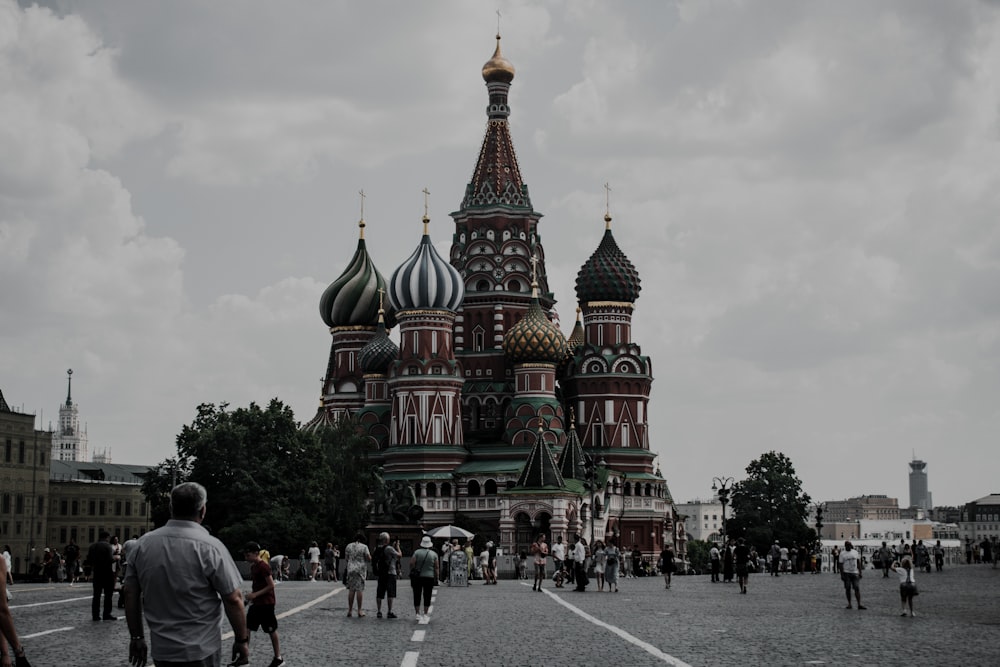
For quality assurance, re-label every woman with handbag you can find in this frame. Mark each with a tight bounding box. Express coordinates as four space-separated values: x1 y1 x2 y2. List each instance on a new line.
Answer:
891 557 918 617
409 536 439 623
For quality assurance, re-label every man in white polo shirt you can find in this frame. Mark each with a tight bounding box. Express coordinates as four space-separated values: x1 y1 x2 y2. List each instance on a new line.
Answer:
125 482 249 667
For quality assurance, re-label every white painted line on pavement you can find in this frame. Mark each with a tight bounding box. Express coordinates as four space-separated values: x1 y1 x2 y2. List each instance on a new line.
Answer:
401 650 420 667
411 630 425 642
22 626 74 639
9 596 90 609
545 590 693 667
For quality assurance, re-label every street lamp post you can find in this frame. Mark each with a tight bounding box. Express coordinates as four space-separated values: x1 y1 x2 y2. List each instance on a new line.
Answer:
712 476 735 545
814 503 825 571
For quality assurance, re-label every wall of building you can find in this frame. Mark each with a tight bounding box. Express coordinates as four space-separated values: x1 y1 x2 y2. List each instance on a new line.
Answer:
0 409 52 576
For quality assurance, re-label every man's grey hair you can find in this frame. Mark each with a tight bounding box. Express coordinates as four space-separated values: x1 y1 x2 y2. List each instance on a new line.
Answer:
378 531 390 545
170 481 208 519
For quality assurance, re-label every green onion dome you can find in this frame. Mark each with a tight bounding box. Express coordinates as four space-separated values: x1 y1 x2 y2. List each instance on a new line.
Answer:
575 213 641 304
320 221 396 328
358 310 398 375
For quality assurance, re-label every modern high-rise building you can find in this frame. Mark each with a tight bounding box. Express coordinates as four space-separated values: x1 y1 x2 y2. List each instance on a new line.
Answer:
908 458 932 510
303 34 674 557
51 369 88 462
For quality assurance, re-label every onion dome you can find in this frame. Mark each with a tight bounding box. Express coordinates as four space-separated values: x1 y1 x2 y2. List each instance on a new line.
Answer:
358 309 398 375
482 34 515 84
575 213 641 304
320 219 396 328
301 402 336 434
389 214 464 312
503 281 568 364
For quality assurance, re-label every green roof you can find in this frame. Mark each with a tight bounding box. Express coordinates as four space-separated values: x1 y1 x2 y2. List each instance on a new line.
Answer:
383 471 455 481
454 460 524 475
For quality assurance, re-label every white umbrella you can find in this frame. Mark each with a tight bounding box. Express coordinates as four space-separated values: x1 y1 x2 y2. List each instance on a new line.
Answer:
425 525 475 540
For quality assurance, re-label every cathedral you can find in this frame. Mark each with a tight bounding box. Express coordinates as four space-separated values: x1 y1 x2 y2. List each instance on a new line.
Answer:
304 35 675 558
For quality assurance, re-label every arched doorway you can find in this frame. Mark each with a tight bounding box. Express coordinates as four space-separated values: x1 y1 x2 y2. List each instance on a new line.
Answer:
514 512 533 555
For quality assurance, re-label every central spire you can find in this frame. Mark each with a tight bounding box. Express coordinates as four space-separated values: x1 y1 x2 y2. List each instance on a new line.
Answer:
461 34 530 210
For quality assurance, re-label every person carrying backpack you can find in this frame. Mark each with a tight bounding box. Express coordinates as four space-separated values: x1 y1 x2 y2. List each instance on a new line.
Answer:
373 532 400 619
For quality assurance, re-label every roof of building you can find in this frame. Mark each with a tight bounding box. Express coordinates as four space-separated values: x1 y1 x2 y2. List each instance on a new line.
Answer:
575 213 641 304
50 460 151 485
389 218 464 312
0 388 9 412
557 422 587 481
358 309 399 374
515 428 565 490
970 494 1000 505
319 220 396 329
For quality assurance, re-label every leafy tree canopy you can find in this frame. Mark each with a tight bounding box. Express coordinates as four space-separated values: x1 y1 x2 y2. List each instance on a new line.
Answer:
726 451 814 553
141 400 376 557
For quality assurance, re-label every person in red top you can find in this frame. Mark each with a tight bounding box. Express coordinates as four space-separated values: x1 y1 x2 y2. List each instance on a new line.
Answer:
244 542 284 667
530 533 549 592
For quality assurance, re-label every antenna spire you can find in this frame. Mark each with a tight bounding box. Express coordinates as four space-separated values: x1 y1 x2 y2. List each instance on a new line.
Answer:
66 369 73 406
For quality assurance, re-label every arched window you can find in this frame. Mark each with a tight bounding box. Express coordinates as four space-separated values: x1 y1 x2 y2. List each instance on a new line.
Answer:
467 480 481 497
624 482 632 497
509 279 522 293
476 279 490 292
414 483 422 498
484 479 498 495
426 482 438 498
441 482 452 497
645 483 652 497
506 480 516 491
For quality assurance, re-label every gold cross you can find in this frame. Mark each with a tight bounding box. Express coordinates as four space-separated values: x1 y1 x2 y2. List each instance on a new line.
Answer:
377 287 385 312
422 188 431 218
359 189 366 220
496 9 501 36
604 182 612 215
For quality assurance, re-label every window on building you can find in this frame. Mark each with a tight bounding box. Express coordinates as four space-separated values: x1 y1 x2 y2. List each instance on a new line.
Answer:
60 500 68 515
18 441 25 464
468 480 481 497
115 501 122 516
36 496 44 515
125 501 131 516
1 494 9 514
60 527 67 543
3 440 10 462
71 500 79 516
440 482 452 497
15 495 24 514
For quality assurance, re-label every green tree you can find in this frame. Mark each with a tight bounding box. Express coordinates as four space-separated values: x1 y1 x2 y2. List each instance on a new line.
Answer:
140 400 378 558
685 539 713 574
726 451 814 553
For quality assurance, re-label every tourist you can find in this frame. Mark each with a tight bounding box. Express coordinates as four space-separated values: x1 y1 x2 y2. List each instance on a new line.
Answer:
270 553 286 582
487 540 498 585
891 556 917 617
63 539 79 587
307 541 321 581
463 540 475 583
86 531 116 621
551 536 565 581
243 542 284 667
933 540 945 572
838 541 866 610
440 540 452 583
604 538 621 593
332 544 341 581
410 535 439 623
659 544 675 591
2 547 11 586
593 540 607 591
373 532 400 619
124 482 248 667
709 542 721 582
571 534 588 592
530 533 548 592
734 538 750 594
344 533 372 617
769 541 781 576
324 542 336 582
0 551 30 666
723 539 735 583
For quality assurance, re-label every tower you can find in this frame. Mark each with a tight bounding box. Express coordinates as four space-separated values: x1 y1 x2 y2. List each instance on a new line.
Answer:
908 458 931 510
51 369 88 462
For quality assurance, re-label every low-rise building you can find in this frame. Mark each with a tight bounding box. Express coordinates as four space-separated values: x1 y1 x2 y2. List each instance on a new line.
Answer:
0 389 53 576
675 491 725 544
959 494 1000 544
47 461 153 549
823 495 900 522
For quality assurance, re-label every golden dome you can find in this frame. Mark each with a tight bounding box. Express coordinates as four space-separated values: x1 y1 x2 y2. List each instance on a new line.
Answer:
482 35 515 84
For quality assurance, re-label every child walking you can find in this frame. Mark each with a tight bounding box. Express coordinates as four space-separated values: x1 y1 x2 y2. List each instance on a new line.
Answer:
244 542 285 667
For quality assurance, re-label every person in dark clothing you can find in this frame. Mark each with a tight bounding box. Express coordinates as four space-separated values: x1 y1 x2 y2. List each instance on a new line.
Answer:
722 540 735 583
734 538 751 594
86 531 116 621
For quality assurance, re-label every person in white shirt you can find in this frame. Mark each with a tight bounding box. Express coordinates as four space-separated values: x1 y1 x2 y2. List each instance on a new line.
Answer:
307 542 321 581
551 537 566 578
891 557 917 617
837 541 866 610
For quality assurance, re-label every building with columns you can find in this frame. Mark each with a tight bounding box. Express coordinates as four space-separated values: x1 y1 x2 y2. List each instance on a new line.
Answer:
304 35 674 557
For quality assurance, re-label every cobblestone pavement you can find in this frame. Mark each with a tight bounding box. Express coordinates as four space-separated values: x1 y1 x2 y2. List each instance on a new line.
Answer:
7 565 999 666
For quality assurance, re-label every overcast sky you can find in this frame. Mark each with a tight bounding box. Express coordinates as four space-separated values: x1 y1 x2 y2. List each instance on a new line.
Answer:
2 0 998 509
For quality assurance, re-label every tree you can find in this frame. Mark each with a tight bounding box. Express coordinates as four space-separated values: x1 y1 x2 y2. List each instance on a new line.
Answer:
685 540 713 574
140 399 378 558
726 451 814 553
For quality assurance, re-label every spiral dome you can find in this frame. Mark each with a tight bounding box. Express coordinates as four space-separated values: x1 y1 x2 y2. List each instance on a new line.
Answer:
320 222 396 328
482 35 515 84
575 214 641 304
388 220 465 312
503 295 568 364
358 311 399 375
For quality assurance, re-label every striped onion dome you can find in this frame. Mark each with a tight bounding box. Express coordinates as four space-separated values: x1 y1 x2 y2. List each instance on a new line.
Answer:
388 217 464 312
320 220 396 329
358 310 398 374
575 213 641 304
503 285 568 364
